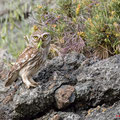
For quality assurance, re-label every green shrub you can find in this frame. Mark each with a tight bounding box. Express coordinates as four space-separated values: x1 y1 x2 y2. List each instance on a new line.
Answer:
57 0 73 17
85 0 120 59
2 0 119 60
33 0 90 57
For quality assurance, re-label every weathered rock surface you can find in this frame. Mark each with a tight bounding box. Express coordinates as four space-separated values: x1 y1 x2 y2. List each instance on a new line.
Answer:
1 53 120 120
85 101 120 120
0 49 14 79
36 111 81 120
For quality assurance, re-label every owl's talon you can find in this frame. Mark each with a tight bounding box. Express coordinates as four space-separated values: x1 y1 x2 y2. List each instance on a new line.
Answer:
26 83 37 89
32 82 38 86
29 79 38 86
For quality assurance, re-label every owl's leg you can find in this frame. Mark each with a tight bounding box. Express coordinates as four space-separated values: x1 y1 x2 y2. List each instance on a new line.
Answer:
21 74 37 88
29 77 38 86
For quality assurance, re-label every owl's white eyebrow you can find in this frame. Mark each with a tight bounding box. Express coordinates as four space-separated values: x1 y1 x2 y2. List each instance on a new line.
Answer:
41 33 50 36
32 35 41 38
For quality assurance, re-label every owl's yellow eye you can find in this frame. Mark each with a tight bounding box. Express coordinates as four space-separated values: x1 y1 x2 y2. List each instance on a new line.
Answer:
33 36 38 39
43 34 48 39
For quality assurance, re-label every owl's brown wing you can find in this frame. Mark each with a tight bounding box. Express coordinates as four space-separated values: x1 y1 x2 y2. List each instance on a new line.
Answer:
5 46 40 87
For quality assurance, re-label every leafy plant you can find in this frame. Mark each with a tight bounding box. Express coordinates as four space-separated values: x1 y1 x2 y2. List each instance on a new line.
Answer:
85 0 120 59
1 0 119 60
33 0 88 58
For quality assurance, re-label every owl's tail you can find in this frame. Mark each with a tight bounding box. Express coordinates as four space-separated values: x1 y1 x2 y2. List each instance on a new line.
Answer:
5 70 18 87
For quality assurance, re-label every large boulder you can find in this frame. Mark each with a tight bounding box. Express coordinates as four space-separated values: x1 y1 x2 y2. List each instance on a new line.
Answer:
1 53 120 120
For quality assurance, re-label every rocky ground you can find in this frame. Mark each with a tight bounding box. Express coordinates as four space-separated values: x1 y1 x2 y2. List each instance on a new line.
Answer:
0 52 120 120
1 1 120 119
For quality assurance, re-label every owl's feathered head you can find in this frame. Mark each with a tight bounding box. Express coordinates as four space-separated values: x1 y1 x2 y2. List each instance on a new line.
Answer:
29 30 51 48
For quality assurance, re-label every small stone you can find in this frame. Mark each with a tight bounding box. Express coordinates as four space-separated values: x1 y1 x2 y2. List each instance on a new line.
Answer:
55 85 75 109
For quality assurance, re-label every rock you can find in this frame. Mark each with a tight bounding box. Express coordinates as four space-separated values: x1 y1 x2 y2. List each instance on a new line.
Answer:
0 49 14 80
0 49 14 110
0 49 14 62
64 52 85 65
11 74 69 119
62 53 86 72
58 112 81 120
55 85 75 109
0 81 9 103
0 53 82 120
75 54 120 108
85 101 120 120
35 111 81 120
75 81 93 103
2 53 120 120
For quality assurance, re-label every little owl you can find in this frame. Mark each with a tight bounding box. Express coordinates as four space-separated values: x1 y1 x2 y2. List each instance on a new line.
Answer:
5 30 51 88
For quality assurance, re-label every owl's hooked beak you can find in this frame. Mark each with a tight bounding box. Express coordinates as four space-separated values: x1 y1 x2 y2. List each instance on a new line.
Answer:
41 38 51 48
40 40 46 48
